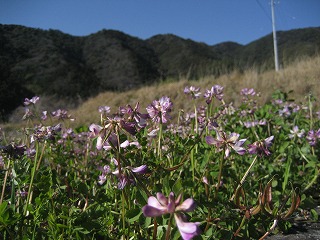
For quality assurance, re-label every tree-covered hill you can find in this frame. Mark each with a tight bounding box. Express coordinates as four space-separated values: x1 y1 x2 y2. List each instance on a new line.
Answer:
0 24 319 120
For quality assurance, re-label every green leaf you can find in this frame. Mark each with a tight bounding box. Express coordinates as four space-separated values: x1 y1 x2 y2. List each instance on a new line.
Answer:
126 208 142 223
310 209 319 221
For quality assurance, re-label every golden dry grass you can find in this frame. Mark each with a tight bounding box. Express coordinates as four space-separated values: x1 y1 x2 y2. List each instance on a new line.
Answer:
71 55 320 126
1 56 319 132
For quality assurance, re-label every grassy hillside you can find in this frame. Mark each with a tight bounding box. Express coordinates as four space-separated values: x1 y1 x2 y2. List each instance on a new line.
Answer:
1 24 319 120
70 55 320 127
1 55 319 139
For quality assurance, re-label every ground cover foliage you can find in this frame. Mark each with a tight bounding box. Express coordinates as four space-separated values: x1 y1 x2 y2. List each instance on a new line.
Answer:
0 85 319 239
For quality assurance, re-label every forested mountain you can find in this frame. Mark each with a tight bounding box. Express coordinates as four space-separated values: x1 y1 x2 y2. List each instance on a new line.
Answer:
1 24 319 120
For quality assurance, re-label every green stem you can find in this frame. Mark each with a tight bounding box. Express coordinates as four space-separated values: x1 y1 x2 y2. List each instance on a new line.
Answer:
24 142 39 216
121 190 126 238
215 150 225 199
230 156 258 201
0 158 11 204
303 167 319 192
158 123 163 159
165 214 173 240
234 215 247 238
282 157 292 193
194 104 198 134
191 149 195 181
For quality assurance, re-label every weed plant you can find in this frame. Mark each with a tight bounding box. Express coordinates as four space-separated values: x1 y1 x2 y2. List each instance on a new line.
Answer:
0 86 319 239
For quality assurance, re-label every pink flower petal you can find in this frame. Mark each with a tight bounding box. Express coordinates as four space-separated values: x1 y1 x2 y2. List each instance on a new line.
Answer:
176 198 196 212
156 192 168 206
174 213 201 240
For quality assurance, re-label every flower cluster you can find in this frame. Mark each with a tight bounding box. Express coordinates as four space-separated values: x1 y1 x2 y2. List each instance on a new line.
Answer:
204 85 224 104
98 158 148 189
248 136 274 156
206 130 246 158
146 96 173 123
24 96 40 106
30 124 62 143
288 126 305 139
306 129 320 146
184 86 201 99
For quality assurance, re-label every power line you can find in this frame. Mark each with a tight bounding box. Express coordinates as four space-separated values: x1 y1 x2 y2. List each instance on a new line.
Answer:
255 0 272 23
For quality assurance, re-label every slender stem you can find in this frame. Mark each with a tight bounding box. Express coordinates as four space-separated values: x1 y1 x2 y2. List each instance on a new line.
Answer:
303 167 319 192
165 214 173 240
308 94 313 130
152 218 158 240
0 158 11 204
36 142 46 171
234 215 247 238
194 104 198 134
158 123 163 159
121 190 126 238
259 219 278 240
230 156 258 201
215 149 225 199
191 149 195 181
282 157 292 193
24 142 39 216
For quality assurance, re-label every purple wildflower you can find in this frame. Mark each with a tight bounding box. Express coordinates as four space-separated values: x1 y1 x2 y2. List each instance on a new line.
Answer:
240 88 256 96
204 85 224 104
248 136 274 156
24 96 40 106
174 213 202 240
184 86 201 99
98 106 111 114
41 111 48 121
289 126 305 139
30 124 62 143
0 155 4 168
51 109 74 121
98 165 111 185
102 133 140 151
98 158 148 189
16 190 28 198
146 96 173 124
243 119 267 128
205 131 246 158
125 102 150 128
279 105 291 117
306 129 320 146
22 108 34 120
142 192 201 240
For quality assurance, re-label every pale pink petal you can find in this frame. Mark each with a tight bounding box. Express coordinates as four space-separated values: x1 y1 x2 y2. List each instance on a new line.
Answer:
176 198 196 212
174 213 201 240
120 140 130 148
96 136 103 150
167 192 176 213
142 205 166 217
205 136 217 145
148 196 165 209
156 192 168 206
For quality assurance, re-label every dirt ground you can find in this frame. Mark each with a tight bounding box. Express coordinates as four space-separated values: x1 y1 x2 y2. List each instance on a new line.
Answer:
267 207 320 240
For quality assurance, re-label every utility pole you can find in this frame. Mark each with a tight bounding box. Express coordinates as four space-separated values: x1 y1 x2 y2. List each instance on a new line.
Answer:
271 0 280 71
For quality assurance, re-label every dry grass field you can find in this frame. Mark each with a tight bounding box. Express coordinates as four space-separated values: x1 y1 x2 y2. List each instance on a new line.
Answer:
71 55 320 126
1 55 319 131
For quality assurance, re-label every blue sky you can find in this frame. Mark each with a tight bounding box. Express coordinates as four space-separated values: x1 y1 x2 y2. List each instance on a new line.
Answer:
1 0 319 45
